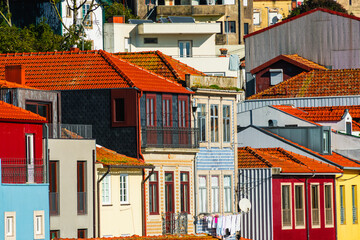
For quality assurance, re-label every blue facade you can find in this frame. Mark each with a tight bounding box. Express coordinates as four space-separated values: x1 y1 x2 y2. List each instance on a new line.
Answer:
0 162 50 240
196 147 235 171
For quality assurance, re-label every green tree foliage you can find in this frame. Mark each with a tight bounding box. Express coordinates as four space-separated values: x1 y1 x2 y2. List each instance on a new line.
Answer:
286 0 348 19
105 2 138 22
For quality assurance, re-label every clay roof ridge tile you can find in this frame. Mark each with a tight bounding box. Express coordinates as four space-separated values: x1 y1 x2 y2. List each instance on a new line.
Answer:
156 51 181 81
276 147 307 166
244 147 273 167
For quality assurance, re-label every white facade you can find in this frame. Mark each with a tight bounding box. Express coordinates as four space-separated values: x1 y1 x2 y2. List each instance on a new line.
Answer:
60 0 104 50
104 21 240 77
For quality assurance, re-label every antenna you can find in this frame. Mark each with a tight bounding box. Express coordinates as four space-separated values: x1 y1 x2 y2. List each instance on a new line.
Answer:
239 198 251 213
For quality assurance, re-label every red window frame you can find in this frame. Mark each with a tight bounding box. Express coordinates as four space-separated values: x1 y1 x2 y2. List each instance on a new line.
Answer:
77 161 87 215
178 95 189 128
165 171 175 213
111 89 137 127
180 171 190 213
162 95 173 127
149 171 159 215
25 101 52 123
146 94 157 127
49 161 59 215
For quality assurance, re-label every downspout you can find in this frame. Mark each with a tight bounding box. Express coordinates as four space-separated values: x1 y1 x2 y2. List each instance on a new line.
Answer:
92 150 96 237
44 123 49 183
334 176 338 240
194 155 198 233
142 167 154 236
97 165 111 238
305 177 310 240
138 90 144 161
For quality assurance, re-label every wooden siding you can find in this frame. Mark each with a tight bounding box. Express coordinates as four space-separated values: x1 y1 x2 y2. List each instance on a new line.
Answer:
197 148 235 171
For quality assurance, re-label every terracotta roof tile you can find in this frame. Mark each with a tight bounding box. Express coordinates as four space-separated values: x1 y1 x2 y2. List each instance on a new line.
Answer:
114 51 206 83
283 54 327 70
0 80 35 89
58 234 222 240
248 69 360 100
0 50 192 94
0 100 46 123
238 147 342 173
96 145 152 167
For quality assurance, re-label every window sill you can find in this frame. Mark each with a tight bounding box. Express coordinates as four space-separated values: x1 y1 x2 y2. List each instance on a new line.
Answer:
102 203 113 206
120 203 130 206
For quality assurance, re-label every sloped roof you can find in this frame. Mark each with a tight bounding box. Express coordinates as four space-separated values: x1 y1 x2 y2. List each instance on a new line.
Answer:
0 50 192 94
0 80 35 89
238 146 342 173
248 69 360 100
113 51 206 83
251 54 327 74
245 8 360 39
96 145 152 167
0 100 46 123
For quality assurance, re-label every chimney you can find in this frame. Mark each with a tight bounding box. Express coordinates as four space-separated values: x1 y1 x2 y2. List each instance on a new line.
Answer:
108 16 125 23
5 65 25 85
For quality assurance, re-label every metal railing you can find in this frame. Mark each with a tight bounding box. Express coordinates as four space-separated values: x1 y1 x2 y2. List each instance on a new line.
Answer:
295 209 304 226
77 192 87 214
341 207 345 224
1 158 45 184
50 192 59 216
325 208 333 225
353 207 358 224
141 127 199 149
46 124 92 139
162 212 188 235
282 209 291 227
312 209 320 226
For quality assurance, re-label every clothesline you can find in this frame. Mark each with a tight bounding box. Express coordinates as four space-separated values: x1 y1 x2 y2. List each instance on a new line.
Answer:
203 214 241 238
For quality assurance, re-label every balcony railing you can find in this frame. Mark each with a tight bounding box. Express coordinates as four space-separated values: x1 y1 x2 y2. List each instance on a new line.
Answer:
353 207 358 224
162 212 188 235
50 192 59 215
46 124 92 139
1 158 45 184
77 191 87 214
141 127 199 149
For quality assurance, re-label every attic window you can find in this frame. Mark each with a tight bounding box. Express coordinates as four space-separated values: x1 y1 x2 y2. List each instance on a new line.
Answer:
144 38 158 44
270 69 283 85
323 130 329 153
346 121 352 135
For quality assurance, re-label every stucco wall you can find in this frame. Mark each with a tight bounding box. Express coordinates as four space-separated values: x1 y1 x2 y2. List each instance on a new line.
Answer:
48 139 95 238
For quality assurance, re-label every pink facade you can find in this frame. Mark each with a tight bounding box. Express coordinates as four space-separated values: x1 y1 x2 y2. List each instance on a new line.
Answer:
272 176 336 240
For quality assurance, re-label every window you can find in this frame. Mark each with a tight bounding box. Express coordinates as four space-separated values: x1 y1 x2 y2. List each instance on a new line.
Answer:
270 69 283 85
244 23 249 35
349 0 352 5
102 174 111 205
253 11 260 25
49 161 59 215
243 0 248 6
210 105 219 142
346 121 352 134
311 184 320 228
82 4 92 27
34 211 45 239
294 184 305 228
50 230 60 239
224 175 231 212
26 101 52 122
115 98 125 122
197 104 206 142
66 6 72 17
225 21 236 33
77 161 87 214
146 94 156 127
281 184 292 228
144 38 158 44
199 176 207 213
180 172 190 213
78 229 87 238
216 21 223 34
162 95 172 127
223 105 230 143
324 183 334 226
178 96 188 128
165 172 174 213
353 185 358 224
269 11 279 25
149 172 159 215
323 130 329 153
124 37 130 52
26 134 35 183
179 40 192 58
211 176 219 213
5 212 15 240
120 174 129 204
340 185 346 224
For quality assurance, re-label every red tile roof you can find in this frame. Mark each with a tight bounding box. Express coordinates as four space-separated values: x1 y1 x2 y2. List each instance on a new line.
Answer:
0 50 192 94
261 128 360 168
244 8 360 39
58 234 223 240
0 80 34 89
0 100 46 123
96 145 152 167
114 51 206 83
248 69 360 100
238 147 342 173
250 54 326 74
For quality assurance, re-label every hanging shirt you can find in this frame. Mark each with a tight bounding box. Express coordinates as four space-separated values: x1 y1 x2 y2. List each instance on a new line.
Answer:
207 216 213 229
216 216 223 236
230 215 237 234
235 214 241 232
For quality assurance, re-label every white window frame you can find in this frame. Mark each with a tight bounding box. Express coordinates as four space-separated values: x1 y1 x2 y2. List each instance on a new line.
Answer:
270 69 283 85
311 183 321 228
120 174 129 204
102 173 111 205
5 212 16 240
211 175 220 213
223 175 232 212
198 175 208 213
197 103 207 143
223 105 231 143
253 11 260 25
34 210 45 239
294 183 305 229
26 133 35 183
82 3 93 28
324 183 334 227
281 183 292 229
210 104 219 143
124 38 130 52
179 40 192 58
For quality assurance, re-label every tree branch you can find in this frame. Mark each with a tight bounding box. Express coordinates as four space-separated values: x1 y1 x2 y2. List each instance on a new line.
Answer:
50 0 70 32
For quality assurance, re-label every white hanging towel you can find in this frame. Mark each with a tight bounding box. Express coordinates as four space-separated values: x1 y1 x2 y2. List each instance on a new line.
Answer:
207 216 213 228
230 215 236 234
216 216 223 236
235 214 241 232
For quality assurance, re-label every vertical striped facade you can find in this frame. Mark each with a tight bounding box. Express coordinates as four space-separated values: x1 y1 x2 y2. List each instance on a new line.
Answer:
238 168 273 240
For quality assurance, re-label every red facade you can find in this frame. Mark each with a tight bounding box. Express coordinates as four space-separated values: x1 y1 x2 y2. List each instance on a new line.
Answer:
272 176 336 240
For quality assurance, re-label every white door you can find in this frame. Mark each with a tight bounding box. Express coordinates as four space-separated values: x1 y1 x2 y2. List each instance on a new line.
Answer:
26 134 34 183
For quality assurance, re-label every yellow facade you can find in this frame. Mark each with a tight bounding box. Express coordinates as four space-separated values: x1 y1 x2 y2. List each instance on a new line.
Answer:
253 0 292 31
336 170 360 240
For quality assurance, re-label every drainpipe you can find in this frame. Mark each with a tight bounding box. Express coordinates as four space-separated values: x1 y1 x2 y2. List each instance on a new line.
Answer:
137 90 145 161
305 177 310 240
92 150 96 237
334 177 338 240
44 123 49 183
97 165 111 238
142 168 154 236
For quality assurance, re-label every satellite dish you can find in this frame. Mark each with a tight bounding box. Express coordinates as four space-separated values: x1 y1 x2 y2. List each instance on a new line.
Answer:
239 198 251 213
277 14 283 20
